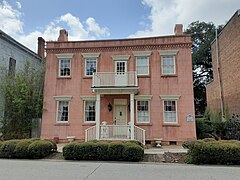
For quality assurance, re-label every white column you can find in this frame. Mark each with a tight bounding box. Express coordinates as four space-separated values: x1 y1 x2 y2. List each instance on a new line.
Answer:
95 94 100 140
130 93 134 140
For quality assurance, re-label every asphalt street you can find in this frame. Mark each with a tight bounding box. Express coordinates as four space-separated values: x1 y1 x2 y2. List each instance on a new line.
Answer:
0 159 239 180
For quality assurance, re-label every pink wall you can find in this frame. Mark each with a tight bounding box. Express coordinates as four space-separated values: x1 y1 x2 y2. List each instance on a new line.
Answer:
41 34 196 143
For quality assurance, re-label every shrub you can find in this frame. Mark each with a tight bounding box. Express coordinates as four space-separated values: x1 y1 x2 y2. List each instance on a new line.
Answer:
63 141 144 161
14 139 33 158
186 140 240 165
28 140 53 159
123 143 144 161
0 140 20 158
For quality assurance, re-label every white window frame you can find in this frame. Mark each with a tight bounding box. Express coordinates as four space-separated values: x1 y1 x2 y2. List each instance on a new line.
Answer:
133 51 151 76
135 95 152 123
58 59 71 77
54 96 72 123
84 100 96 123
159 95 180 124
82 53 100 77
56 54 74 78
161 56 176 75
85 58 97 76
159 50 178 76
136 56 149 75
163 100 177 123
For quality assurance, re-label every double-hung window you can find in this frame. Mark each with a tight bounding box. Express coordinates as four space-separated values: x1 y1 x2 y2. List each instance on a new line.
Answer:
164 100 177 123
160 95 180 124
159 50 179 75
133 51 151 76
54 96 72 123
82 53 100 77
137 100 149 123
84 101 96 122
135 95 152 123
56 54 74 78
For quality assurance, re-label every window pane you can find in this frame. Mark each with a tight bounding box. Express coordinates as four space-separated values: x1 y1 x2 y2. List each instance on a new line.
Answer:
137 100 149 122
57 101 69 122
162 56 175 75
164 100 177 123
85 101 96 121
59 59 70 76
86 59 96 75
136 57 149 75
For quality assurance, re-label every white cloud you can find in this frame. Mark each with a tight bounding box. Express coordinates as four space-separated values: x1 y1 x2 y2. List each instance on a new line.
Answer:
16 1 21 9
131 0 240 37
0 0 23 36
0 1 110 52
86 17 110 38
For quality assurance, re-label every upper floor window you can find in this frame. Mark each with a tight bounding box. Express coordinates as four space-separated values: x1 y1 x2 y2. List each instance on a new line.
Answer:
159 50 179 76
136 57 149 75
85 58 97 76
133 51 151 76
8 57 16 76
82 53 100 77
59 59 71 77
161 56 175 75
56 54 74 78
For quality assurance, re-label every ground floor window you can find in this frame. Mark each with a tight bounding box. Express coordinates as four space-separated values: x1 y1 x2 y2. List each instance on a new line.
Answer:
164 100 177 123
137 100 150 123
85 101 96 122
57 101 69 122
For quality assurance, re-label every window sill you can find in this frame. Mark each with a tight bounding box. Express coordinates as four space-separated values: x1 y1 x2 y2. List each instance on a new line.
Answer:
57 76 72 79
135 123 152 126
54 122 70 126
161 75 177 77
162 123 180 127
82 122 96 126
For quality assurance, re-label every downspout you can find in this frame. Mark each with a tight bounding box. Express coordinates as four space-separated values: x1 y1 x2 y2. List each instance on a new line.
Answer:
215 29 225 121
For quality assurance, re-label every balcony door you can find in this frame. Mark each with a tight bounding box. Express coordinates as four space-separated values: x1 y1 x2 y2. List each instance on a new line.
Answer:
115 61 127 86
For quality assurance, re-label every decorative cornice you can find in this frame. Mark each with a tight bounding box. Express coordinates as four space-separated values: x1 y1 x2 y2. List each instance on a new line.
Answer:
46 43 191 54
159 95 181 100
81 53 100 58
135 95 153 100
80 96 96 101
133 51 152 57
159 50 179 56
112 55 130 61
56 54 74 59
53 96 72 101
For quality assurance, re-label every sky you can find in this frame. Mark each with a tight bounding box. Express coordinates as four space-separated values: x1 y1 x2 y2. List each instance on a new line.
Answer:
0 0 239 53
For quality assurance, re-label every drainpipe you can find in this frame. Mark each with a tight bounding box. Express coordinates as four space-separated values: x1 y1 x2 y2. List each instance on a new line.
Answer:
215 29 225 121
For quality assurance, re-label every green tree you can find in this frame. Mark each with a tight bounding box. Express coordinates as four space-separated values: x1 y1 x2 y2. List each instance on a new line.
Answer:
185 21 223 114
0 61 45 139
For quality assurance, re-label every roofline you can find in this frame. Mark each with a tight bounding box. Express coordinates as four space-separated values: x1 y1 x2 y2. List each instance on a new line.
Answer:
46 33 191 44
0 29 41 61
211 9 240 45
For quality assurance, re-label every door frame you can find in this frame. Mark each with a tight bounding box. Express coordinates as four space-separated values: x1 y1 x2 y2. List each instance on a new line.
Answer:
113 99 128 125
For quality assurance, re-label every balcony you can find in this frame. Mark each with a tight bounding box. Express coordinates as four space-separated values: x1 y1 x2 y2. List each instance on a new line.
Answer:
92 72 138 88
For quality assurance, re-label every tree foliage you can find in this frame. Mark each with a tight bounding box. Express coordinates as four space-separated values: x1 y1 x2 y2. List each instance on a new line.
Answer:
0 61 44 139
185 21 223 114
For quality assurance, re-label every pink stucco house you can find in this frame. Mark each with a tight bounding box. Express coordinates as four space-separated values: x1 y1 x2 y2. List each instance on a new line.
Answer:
41 24 196 145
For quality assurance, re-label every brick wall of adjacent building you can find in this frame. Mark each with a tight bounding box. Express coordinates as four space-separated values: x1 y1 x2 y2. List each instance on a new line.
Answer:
206 10 240 115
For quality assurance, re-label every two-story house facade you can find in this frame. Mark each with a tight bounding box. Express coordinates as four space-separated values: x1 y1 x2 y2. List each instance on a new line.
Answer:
41 25 196 145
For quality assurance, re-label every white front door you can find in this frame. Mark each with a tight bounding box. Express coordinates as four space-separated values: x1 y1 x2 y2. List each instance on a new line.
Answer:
115 61 127 86
114 99 128 138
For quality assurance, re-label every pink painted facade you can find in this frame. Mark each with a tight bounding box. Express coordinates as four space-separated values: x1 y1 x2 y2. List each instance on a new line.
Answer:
41 25 196 144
